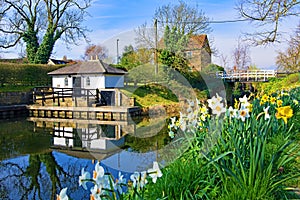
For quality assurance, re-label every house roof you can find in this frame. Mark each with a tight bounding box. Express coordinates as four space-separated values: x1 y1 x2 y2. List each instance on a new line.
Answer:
186 34 211 51
48 59 127 75
158 34 210 51
48 58 69 65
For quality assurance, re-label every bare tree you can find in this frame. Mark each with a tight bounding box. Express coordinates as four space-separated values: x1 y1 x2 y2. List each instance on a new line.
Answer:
237 0 300 45
232 39 251 70
219 54 229 70
0 0 91 64
84 44 108 60
276 25 300 71
135 1 211 48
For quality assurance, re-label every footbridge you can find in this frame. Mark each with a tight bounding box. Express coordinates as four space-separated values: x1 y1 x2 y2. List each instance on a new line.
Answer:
216 70 277 82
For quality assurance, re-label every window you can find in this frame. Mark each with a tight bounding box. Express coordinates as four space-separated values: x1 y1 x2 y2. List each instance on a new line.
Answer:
186 51 192 58
86 77 90 86
64 77 68 86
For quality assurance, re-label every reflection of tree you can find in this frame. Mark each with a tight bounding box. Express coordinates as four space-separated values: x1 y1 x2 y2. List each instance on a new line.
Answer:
25 152 67 199
0 151 89 199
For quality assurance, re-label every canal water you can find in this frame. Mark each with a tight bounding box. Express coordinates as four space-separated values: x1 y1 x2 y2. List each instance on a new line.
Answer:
0 117 172 199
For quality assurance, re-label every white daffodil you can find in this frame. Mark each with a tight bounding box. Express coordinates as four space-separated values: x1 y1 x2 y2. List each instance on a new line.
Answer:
90 184 102 200
56 187 69 200
114 172 126 194
79 168 90 190
147 161 163 183
207 95 219 109
211 101 226 117
238 107 250 122
216 93 223 102
263 106 270 120
239 95 250 108
130 172 140 188
228 106 238 118
140 171 148 188
93 162 105 185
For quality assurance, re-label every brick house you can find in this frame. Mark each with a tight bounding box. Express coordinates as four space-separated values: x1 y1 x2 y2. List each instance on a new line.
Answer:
183 34 212 71
159 34 212 71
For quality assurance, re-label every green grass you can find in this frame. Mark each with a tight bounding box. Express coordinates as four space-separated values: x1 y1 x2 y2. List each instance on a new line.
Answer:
121 84 179 107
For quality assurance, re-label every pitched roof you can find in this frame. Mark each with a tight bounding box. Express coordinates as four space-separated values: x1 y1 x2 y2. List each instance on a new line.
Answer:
186 34 211 53
48 60 127 75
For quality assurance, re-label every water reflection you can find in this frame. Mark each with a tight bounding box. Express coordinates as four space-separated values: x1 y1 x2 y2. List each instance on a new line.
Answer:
0 117 171 199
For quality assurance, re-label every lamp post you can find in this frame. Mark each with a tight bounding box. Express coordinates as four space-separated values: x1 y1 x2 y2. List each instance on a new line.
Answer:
117 39 119 64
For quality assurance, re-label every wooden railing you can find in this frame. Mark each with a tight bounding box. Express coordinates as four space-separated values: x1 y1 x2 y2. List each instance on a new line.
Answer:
33 87 98 106
216 70 277 82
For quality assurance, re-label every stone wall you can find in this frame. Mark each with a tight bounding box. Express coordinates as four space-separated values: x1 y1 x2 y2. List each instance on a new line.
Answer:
0 91 33 106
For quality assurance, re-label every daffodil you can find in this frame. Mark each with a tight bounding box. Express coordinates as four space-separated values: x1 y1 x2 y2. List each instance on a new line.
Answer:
263 106 270 120
114 172 126 194
90 185 102 200
276 106 293 124
130 171 148 189
199 105 208 115
93 162 105 186
147 161 163 183
260 94 269 105
270 96 276 104
234 98 239 109
239 95 250 108
211 101 226 117
56 187 69 200
277 99 283 107
207 95 220 109
228 106 238 118
293 99 299 105
238 107 250 122
79 168 91 190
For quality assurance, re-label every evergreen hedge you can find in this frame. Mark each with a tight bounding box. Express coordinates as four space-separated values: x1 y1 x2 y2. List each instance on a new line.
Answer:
0 63 62 87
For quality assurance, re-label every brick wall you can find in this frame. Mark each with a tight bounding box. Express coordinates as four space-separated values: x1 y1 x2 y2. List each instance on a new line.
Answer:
0 91 33 106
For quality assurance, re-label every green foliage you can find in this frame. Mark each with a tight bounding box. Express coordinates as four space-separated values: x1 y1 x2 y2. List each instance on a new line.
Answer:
34 31 55 64
144 156 218 200
144 87 300 199
0 62 62 88
119 47 153 70
255 73 300 95
201 63 224 75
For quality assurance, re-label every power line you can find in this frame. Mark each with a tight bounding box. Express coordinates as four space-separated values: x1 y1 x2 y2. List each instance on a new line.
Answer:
157 19 249 24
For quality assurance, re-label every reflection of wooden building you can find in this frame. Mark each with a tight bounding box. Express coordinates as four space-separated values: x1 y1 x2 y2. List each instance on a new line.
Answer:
30 119 136 152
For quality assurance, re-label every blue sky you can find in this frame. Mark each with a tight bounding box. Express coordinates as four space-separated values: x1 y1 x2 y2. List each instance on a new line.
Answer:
5 0 299 69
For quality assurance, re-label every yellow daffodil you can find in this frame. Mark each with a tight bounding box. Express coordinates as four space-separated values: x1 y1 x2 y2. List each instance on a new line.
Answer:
260 94 269 105
234 98 239 109
276 106 293 124
276 99 283 107
247 103 253 112
270 96 276 104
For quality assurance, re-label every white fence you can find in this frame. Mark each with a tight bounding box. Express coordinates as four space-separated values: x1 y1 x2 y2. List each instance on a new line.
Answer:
216 70 277 82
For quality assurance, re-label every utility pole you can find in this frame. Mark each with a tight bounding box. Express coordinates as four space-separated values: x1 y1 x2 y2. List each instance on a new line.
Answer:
117 39 119 64
154 19 158 75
